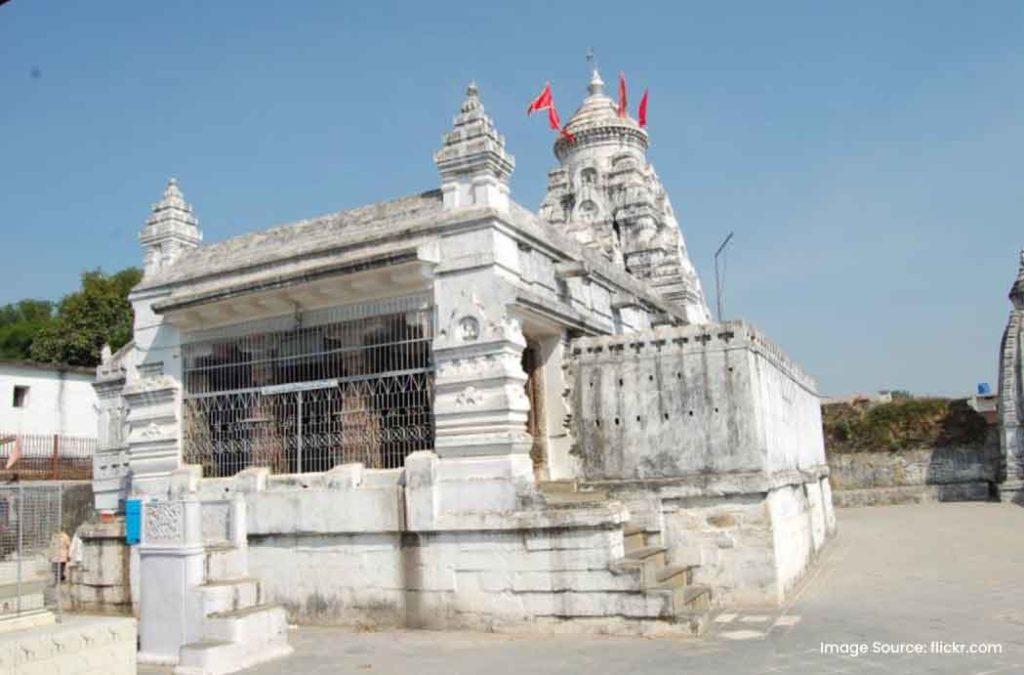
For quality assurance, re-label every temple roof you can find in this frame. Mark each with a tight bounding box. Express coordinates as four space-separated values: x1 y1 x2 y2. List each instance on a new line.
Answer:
555 68 647 158
139 190 444 288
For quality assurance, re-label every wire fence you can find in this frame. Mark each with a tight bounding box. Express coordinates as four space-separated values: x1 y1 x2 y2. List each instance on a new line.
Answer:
0 484 63 619
0 433 95 481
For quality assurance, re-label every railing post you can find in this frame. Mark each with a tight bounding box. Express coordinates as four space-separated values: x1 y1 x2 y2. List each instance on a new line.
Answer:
15 483 22 615
51 434 60 480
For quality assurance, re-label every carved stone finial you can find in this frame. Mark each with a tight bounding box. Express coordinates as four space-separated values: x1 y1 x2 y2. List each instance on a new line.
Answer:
139 177 202 277
434 82 515 211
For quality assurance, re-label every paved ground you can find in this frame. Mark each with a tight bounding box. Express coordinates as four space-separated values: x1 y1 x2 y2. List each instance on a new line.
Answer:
147 502 1024 674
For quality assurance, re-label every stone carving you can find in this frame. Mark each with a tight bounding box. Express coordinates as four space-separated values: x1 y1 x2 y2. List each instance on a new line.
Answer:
144 501 184 545
140 422 163 440
123 373 177 396
439 289 525 350
455 386 482 407
458 316 480 342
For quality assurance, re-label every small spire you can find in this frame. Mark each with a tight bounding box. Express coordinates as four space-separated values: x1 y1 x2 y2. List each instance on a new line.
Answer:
460 80 482 114
155 177 187 211
434 82 515 210
586 48 605 96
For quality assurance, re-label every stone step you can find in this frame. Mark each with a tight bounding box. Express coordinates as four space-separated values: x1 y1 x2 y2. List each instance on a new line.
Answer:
204 545 247 583
623 524 646 552
538 480 578 494
541 489 609 505
198 578 261 616
611 546 668 586
678 584 712 612
654 564 696 588
176 636 292 675
625 546 666 566
644 583 712 636
203 604 288 646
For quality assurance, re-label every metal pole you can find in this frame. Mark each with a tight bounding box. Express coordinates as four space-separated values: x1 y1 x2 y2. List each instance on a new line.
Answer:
16 483 22 615
296 391 303 474
56 485 63 623
714 231 735 322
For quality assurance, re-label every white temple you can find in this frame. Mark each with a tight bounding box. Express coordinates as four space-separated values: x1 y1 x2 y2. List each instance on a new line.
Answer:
85 65 834 673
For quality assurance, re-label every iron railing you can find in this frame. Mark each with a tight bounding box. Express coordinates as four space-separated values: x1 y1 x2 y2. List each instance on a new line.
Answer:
182 296 435 478
0 433 95 480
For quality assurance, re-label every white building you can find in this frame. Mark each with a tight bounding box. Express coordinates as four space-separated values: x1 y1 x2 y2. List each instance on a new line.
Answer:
0 359 98 438
84 65 835 672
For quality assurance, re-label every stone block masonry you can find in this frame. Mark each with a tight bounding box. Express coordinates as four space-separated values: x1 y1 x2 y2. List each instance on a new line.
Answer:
565 320 824 481
565 320 836 606
827 446 1000 507
197 461 708 636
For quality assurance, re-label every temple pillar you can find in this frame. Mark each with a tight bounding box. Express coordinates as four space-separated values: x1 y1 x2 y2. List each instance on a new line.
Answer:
136 497 204 665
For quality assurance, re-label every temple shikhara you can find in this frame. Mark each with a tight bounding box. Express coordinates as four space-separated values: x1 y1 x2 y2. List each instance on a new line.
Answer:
82 62 835 672
997 251 1024 505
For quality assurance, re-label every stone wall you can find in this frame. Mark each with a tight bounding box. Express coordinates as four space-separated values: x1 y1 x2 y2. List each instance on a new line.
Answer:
565 321 835 606
248 524 677 634
197 460 696 635
827 446 1000 507
566 320 824 480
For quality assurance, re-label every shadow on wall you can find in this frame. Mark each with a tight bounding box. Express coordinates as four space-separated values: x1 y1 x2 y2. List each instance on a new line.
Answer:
925 446 1000 502
60 481 95 533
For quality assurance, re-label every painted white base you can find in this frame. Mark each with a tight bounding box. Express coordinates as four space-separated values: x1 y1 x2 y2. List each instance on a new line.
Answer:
0 614 136 674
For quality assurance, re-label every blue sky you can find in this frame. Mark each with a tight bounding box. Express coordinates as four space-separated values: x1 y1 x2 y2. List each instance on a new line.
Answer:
2 1 1022 396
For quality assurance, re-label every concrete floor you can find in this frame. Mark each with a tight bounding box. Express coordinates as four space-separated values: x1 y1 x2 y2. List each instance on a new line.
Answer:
148 502 1024 674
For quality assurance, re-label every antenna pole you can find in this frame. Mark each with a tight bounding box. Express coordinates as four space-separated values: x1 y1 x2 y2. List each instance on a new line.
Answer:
714 231 735 322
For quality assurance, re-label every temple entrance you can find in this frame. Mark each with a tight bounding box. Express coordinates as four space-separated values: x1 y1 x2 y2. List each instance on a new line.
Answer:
522 341 548 478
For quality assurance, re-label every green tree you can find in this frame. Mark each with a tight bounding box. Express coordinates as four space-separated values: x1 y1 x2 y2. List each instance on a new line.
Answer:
30 267 142 367
0 299 54 360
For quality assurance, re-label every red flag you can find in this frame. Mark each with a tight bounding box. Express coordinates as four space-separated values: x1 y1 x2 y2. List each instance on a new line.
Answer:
638 88 649 128
3 436 21 470
547 104 561 131
528 82 573 142
527 83 553 115
617 72 628 118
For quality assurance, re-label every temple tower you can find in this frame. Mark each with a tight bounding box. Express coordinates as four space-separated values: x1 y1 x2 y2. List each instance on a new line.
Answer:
539 66 711 324
997 250 1024 503
139 178 202 277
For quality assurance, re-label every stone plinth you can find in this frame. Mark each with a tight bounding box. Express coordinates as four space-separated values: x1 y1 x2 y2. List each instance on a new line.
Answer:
67 519 133 615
